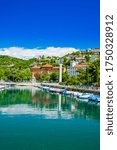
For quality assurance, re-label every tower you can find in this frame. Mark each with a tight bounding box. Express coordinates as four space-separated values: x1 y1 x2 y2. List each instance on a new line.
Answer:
59 63 62 83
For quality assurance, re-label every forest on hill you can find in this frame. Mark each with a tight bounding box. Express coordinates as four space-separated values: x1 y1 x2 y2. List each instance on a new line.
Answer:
0 55 36 81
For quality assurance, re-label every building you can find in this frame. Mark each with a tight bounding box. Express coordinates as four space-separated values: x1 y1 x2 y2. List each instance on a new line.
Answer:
75 57 86 63
90 56 98 62
31 64 64 78
86 48 100 55
55 58 64 64
69 61 87 77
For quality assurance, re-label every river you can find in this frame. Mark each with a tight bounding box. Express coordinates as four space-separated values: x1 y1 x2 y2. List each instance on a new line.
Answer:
0 86 100 150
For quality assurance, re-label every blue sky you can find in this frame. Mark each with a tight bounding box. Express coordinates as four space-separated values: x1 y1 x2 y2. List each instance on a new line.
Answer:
0 0 100 50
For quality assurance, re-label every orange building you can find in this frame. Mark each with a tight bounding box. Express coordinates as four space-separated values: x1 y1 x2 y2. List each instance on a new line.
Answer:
31 64 60 77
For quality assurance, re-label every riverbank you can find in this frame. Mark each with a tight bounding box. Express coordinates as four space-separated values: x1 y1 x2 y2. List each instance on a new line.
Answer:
41 83 100 95
0 82 100 95
16 82 100 95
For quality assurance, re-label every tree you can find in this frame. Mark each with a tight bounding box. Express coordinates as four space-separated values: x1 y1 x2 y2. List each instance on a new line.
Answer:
85 54 91 63
0 56 36 81
66 76 78 85
62 73 68 82
77 68 87 84
15 68 32 81
88 59 100 84
0 67 4 80
41 74 50 82
50 72 59 82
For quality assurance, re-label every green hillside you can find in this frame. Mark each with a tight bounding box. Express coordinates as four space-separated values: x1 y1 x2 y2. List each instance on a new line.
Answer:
0 55 36 81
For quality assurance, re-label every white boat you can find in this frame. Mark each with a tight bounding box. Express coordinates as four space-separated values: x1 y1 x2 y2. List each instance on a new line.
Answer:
49 88 64 93
65 91 74 95
79 93 93 99
73 92 82 97
79 98 89 102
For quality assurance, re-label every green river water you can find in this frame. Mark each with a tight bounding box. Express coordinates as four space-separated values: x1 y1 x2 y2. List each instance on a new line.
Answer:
0 86 100 150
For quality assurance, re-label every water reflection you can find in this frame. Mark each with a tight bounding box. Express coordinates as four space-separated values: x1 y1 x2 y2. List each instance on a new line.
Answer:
0 86 100 120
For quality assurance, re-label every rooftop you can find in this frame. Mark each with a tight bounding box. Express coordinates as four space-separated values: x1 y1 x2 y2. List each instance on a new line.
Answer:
42 64 53 68
74 64 88 68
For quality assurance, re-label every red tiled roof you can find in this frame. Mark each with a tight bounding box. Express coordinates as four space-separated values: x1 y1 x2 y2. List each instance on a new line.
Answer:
42 64 53 68
74 64 88 68
53 67 59 69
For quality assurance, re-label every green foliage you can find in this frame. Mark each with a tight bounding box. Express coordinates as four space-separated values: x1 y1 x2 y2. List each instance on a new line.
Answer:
0 67 4 80
66 76 78 85
71 51 80 56
88 59 100 84
0 55 35 81
50 72 59 82
85 54 91 62
0 54 100 85
63 59 70 67
62 73 68 82
41 74 50 82
62 59 100 86
77 59 100 85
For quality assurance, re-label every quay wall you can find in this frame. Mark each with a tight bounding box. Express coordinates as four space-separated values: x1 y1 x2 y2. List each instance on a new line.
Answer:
41 83 100 95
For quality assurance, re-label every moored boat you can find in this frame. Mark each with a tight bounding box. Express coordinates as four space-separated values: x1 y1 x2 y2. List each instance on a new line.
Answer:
88 95 100 102
79 93 93 99
49 88 65 94
73 91 82 97
42 86 50 92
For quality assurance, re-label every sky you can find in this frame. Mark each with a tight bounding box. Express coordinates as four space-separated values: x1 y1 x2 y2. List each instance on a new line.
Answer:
0 0 100 58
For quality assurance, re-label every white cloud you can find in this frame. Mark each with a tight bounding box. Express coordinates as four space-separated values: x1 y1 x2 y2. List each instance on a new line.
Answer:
0 46 79 59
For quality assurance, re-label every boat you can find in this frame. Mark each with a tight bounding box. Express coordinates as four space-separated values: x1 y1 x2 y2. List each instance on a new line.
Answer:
79 93 94 102
88 95 100 102
49 88 65 94
42 86 50 92
73 91 82 97
58 89 66 94
79 93 93 99
63 91 74 96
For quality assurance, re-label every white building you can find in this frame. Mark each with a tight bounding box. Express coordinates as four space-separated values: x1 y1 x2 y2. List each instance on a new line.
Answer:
69 61 87 77
75 57 86 63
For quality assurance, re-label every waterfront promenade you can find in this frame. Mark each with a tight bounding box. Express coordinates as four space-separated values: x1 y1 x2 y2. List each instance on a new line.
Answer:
0 81 100 95
41 83 100 95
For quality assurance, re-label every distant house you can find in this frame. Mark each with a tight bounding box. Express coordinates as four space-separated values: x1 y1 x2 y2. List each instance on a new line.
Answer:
69 61 88 77
86 48 100 55
75 57 86 62
90 56 98 62
31 64 65 78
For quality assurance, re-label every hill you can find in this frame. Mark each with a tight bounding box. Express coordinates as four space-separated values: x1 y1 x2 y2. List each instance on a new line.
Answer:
0 55 36 81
